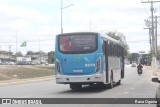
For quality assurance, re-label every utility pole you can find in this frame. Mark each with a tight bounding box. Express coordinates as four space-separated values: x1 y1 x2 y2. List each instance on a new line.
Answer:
90 19 91 31
39 35 41 64
15 30 17 64
61 0 63 34
155 16 157 56
7 45 12 62
144 27 152 53
142 0 160 71
154 16 160 56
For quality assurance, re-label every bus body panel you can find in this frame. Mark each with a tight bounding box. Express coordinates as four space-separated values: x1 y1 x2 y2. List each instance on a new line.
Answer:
56 53 102 75
55 33 105 84
55 32 124 86
108 56 120 82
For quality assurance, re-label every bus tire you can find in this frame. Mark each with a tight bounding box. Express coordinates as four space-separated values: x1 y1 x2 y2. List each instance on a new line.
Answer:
108 73 113 89
70 84 82 90
99 83 108 89
117 80 121 85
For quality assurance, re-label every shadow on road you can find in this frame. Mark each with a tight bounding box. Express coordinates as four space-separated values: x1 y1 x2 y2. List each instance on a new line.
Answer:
58 83 122 93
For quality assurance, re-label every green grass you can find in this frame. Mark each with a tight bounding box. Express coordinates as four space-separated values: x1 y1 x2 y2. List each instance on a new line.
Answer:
0 65 55 81
0 76 11 81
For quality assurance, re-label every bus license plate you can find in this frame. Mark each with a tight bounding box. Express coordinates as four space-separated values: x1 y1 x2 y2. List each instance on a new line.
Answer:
73 69 83 72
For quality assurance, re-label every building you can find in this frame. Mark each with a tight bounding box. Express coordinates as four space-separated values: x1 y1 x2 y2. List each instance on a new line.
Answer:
26 52 48 64
0 50 15 63
16 57 31 65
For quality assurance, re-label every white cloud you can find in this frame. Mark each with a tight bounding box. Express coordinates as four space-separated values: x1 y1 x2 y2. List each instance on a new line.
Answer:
0 5 51 31
0 5 48 21
0 0 155 53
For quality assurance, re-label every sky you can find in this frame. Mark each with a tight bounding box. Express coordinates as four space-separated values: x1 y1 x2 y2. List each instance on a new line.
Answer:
0 0 160 54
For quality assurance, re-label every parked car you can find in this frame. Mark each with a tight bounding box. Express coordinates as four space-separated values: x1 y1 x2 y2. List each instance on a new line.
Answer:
131 63 136 67
9 62 16 65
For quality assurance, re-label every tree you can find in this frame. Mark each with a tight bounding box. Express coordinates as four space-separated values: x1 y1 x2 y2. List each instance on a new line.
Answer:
128 53 139 63
16 51 23 57
26 51 34 55
48 51 55 64
106 31 130 58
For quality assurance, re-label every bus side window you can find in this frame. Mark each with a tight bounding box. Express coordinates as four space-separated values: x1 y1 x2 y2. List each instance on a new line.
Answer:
110 43 113 56
113 44 115 56
115 44 117 57
113 44 116 56
120 46 122 56
117 45 120 57
112 44 114 56
117 45 119 57
109 43 111 56
102 40 105 55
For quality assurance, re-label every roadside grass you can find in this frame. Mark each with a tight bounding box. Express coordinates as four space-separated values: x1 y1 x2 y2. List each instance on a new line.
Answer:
0 65 54 81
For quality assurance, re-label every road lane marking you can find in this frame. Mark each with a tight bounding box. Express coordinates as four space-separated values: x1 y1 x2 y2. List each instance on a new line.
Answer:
122 92 128 94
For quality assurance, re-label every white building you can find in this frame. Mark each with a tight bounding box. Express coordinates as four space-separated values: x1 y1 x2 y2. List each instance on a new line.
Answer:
26 52 48 64
0 50 14 63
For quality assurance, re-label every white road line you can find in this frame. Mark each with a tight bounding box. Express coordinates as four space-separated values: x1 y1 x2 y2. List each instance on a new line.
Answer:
123 92 128 94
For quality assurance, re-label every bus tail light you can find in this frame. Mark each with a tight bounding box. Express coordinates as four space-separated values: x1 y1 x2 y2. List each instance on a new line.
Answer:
56 61 61 74
96 58 101 72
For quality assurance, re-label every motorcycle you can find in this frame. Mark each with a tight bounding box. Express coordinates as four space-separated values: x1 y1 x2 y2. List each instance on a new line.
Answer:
137 67 143 76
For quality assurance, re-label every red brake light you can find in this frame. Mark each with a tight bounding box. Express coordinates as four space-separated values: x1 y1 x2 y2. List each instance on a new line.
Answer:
56 61 61 74
96 58 100 72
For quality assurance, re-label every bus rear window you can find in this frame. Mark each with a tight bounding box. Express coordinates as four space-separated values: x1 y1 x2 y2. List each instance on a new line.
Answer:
58 34 97 54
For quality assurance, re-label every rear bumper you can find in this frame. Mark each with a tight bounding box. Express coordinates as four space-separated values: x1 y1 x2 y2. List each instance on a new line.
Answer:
56 74 103 84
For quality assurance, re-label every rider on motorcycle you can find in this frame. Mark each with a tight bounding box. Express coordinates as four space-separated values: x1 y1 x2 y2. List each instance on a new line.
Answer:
137 63 143 74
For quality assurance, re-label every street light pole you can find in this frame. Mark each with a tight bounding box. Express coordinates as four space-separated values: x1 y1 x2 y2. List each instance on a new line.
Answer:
15 30 17 64
61 0 63 34
60 0 73 34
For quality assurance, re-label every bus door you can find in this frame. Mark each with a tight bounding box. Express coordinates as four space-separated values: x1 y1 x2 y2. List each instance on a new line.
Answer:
102 40 109 83
121 47 124 78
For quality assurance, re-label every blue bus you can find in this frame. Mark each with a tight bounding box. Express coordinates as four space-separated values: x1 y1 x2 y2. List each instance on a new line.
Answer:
55 32 124 90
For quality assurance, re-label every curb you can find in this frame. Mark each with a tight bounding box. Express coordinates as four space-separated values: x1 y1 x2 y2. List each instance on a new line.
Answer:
0 76 55 87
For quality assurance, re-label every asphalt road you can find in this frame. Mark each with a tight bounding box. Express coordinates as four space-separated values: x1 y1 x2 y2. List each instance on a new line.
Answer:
0 65 159 107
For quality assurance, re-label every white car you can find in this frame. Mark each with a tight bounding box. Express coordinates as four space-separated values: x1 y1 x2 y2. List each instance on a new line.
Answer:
9 62 16 65
131 63 136 67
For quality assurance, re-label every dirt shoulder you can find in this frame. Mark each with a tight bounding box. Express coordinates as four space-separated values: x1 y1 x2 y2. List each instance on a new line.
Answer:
144 66 160 78
0 76 54 87
0 65 55 85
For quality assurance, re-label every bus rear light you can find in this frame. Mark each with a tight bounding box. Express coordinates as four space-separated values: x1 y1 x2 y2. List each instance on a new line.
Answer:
96 58 101 72
56 61 61 74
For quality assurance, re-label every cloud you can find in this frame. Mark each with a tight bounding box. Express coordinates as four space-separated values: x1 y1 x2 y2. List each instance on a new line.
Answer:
0 5 48 21
0 0 154 53
0 5 50 31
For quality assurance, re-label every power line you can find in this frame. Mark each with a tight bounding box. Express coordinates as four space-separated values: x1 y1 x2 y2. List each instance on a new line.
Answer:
142 3 150 16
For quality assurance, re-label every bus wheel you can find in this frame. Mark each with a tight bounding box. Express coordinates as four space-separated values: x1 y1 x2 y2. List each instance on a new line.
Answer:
117 80 121 85
108 73 113 89
70 84 82 90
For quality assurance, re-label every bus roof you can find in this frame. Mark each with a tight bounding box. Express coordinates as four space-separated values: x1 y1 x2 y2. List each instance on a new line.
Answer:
100 33 123 45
